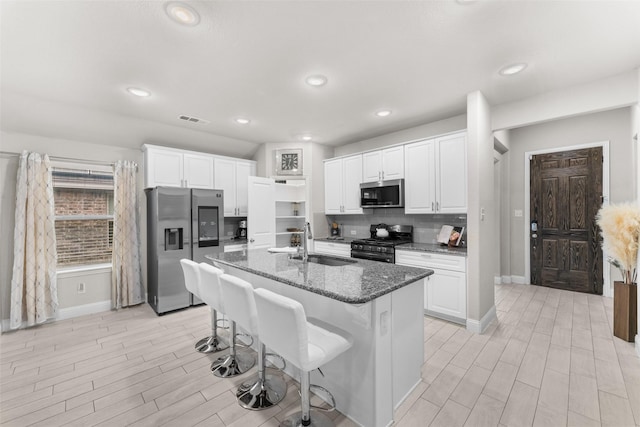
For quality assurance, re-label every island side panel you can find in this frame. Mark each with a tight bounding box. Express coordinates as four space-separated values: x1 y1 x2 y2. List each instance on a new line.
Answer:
391 278 425 410
221 264 395 427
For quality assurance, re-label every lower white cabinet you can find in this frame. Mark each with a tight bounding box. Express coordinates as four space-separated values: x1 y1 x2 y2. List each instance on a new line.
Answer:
395 250 466 324
314 241 351 258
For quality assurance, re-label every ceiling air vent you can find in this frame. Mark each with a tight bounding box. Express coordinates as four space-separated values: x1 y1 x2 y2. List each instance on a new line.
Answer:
178 115 210 124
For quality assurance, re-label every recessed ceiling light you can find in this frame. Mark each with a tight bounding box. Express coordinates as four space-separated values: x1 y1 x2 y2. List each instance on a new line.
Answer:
235 117 251 125
305 75 328 87
301 135 313 141
499 63 528 76
126 87 151 97
165 2 200 26
375 110 392 117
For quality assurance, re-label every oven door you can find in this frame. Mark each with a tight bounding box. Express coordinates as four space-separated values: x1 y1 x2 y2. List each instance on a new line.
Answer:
351 250 394 263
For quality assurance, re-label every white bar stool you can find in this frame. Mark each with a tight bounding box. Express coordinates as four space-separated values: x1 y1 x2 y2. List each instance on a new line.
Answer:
201 268 255 378
180 259 226 353
191 262 229 353
254 288 353 427
219 274 287 410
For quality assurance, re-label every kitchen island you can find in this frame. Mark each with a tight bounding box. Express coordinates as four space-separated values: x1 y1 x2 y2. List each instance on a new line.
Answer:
206 249 432 427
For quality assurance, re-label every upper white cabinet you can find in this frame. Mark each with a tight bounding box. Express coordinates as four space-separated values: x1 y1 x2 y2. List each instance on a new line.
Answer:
214 157 256 217
324 154 363 215
144 145 214 189
362 146 404 183
404 132 467 214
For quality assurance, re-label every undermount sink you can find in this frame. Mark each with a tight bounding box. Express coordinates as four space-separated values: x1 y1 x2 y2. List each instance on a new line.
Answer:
289 254 357 267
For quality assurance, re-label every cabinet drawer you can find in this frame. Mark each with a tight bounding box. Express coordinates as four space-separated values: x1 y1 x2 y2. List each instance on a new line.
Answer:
314 241 351 258
395 250 466 272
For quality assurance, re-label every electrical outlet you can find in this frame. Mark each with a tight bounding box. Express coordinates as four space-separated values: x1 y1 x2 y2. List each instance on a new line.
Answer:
350 230 356 235
77 282 86 294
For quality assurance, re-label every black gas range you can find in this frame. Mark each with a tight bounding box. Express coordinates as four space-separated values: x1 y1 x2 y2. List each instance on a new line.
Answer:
351 224 413 263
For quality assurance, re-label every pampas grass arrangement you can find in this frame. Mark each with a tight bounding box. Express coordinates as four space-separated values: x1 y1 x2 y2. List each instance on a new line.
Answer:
596 202 640 284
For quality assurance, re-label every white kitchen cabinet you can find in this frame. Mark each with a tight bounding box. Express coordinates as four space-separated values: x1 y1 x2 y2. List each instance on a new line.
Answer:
214 157 256 217
143 145 214 189
324 154 363 215
404 139 436 214
314 241 351 258
404 132 467 214
395 250 467 324
362 146 404 183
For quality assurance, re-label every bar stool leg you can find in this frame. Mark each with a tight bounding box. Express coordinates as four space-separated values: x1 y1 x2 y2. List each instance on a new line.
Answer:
281 371 334 427
236 342 286 409
195 308 229 353
211 320 255 378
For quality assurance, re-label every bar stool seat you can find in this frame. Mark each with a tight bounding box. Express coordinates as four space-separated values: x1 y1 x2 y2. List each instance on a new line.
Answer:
199 265 255 378
180 259 226 353
219 274 286 410
254 288 352 427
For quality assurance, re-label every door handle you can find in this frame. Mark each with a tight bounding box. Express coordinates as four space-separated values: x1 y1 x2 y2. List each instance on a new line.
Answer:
249 238 255 243
432 202 435 211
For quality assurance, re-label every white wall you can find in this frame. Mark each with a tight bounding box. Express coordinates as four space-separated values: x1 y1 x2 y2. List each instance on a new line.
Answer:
334 115 467 157
492 69 638 131
505 108 634 280
0 131 143 329
252 142 335 237
466 91 496 332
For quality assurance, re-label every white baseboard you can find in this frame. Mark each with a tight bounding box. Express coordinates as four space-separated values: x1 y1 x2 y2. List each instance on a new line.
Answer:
494 276 502 285
1 300 112 333
466 305 497 334
636 335 640 358
511 276 526 285
57 300 112 320
501 275 512 284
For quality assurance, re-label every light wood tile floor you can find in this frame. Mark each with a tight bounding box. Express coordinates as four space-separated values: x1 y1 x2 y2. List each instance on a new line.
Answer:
1 283 639 426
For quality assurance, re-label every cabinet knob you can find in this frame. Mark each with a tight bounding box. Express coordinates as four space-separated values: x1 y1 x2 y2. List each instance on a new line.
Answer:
249 238 255 243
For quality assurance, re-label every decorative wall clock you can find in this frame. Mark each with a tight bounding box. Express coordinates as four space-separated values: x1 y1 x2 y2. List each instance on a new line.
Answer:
274 149 303 176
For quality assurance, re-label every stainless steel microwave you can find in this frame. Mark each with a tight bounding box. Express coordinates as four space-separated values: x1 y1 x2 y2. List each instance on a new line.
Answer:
360 179 405 208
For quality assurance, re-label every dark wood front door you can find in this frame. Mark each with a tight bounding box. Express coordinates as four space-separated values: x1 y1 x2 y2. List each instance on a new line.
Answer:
530 147 603 294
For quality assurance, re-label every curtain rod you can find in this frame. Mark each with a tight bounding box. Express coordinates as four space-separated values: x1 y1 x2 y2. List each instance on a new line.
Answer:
0 150 134 168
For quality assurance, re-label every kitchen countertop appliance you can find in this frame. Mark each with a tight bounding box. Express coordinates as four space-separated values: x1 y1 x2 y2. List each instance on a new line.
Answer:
236 220 247 238
351 224 413 263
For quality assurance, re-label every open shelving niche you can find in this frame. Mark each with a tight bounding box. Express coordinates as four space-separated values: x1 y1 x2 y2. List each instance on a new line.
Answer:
274 180 306 247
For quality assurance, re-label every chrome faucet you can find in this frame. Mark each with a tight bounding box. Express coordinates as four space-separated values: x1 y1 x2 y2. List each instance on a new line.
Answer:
302 221 312 261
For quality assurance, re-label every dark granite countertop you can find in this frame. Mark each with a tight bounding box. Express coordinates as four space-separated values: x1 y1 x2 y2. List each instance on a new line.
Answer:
396 242 467 257
219 238 248 247
206 249 432 304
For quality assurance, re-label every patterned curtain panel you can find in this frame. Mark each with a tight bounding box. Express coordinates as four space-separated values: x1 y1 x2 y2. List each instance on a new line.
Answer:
10 152 58 329
111 160 144 309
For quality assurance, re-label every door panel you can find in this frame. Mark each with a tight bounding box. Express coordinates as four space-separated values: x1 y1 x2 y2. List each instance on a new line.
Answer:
530 147 603 294
247 176 275 249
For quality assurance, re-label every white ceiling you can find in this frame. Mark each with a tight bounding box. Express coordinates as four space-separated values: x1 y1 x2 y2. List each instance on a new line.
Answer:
2 1 640 159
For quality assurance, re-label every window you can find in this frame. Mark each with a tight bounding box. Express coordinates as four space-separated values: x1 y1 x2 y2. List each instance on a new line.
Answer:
52 164 114 267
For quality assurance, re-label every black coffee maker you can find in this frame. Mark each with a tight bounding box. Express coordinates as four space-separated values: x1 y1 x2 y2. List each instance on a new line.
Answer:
236 220 247 239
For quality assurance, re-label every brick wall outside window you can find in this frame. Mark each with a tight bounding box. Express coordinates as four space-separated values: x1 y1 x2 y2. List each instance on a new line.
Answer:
53 172 114 267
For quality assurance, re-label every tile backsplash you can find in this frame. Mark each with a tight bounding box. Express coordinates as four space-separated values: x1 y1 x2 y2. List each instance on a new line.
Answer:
325 208 467 245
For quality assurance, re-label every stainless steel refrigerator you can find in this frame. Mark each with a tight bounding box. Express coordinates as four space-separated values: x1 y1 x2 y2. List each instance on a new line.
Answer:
146 187 224 315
